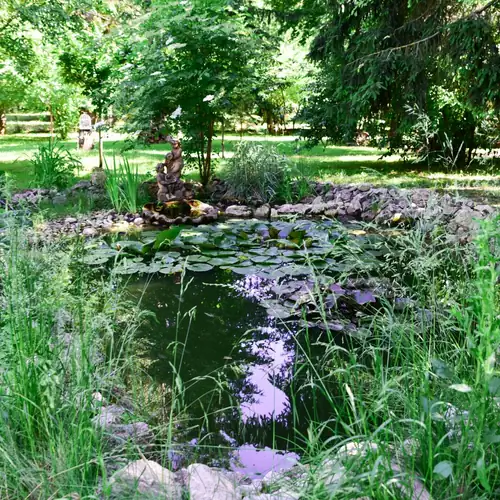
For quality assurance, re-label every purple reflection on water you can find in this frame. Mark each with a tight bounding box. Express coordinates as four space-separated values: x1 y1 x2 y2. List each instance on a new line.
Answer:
240 338 291 421
231 445 299 479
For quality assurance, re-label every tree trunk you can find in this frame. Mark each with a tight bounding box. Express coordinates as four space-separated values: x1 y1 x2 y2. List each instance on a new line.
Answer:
98 128 104 169
0 110 6 135
202 121 215 186
221 118 225 159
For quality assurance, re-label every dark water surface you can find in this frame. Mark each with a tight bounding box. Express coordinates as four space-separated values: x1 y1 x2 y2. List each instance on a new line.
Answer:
127 269 335 476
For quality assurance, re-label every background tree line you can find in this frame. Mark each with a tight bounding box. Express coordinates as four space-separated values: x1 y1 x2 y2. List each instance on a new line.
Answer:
2 0 500 177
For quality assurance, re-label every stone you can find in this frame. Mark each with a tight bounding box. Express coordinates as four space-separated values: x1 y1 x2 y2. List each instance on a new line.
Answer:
92 405 126 427
106 422 152 445
82 227 98 237
270 208 278 218
244 494 300 500
65 217 78 224
312 195 324 205
307 203 327 215
255 204 271 219
187 464 237 500
453 208 482 230
109 459 181 499
52 194 67 205
225 205 254 218
133 217 144 226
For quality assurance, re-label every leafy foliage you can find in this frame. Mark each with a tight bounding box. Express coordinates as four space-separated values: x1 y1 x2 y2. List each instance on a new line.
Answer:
104 155 142 213
224 142 291 203
278 0 500 166
29 139 81 189
116 0 275 184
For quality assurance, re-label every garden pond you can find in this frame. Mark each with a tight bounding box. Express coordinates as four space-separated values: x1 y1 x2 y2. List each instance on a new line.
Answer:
84 218 416 476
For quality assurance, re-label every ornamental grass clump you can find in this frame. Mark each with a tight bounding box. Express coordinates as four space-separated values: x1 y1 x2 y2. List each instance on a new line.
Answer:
224 142 290 203
29 139 81 189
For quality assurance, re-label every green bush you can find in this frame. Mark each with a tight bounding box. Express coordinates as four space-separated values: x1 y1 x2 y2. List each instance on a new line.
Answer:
224 142 313 203
224 142 290 203
29 139 81 189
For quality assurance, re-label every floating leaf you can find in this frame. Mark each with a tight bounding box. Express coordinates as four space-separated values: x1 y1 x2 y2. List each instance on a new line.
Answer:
186 254 211 263
353 290 376 305
116 241 147 255
208 257 239 266
186 263 214 272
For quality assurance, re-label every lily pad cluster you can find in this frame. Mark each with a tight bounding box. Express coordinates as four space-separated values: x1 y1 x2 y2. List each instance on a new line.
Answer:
83 219 389 278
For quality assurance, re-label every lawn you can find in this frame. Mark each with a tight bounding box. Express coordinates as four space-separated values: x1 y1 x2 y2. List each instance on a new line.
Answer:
2 132 500 205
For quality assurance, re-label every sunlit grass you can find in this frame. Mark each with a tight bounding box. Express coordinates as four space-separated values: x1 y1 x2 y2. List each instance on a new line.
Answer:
2 133 500 203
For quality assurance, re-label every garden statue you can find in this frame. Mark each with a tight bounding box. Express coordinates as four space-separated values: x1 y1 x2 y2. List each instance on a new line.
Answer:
156 135 190 202
78 111 94 151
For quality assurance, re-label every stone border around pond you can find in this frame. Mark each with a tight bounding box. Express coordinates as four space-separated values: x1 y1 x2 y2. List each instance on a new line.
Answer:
225 183 497 244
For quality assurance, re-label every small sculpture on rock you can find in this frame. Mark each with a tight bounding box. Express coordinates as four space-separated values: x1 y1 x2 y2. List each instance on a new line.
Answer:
157 136 187 202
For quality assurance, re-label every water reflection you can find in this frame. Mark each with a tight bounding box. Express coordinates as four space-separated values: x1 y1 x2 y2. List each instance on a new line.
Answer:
128 269 324 474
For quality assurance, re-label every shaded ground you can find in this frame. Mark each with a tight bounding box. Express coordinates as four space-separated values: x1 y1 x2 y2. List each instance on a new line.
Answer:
1 133 500 205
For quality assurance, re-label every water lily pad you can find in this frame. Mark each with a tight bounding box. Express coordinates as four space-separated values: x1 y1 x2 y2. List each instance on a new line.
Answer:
208 257 240 266
186 254 211 263
186 263 214 272
280 265 312 277
159 265 183 275
230 265 262 275
116 241 147 255
82 255 110 265
352 290 376 305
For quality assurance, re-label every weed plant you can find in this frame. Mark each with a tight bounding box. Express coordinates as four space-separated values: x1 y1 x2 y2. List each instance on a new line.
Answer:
0 224 145 498
104 155 142 213
29 139 81 189
225 142 308 203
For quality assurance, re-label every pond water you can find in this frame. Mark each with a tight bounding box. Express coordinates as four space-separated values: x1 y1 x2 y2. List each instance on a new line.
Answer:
89 218 402 476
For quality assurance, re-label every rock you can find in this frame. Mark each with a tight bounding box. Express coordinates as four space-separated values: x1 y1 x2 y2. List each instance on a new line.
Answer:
255 204 271 219
452 208 482 230
92 405 126 427
270 208 278 218
187 464 237 500
133 217 144 226
225 205 254 218
65 217 78 224
109 459 181 499
106 422 152 445
312 195 324 205
307 203 327 215
82 227 98 237
52 194 67 205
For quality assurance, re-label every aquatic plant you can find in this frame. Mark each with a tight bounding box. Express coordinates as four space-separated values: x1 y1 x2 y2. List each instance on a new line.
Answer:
29 139 81 189
104 155 142 213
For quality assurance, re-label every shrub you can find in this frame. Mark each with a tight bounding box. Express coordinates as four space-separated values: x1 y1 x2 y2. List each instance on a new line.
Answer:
29 139 81 189
224 142 290 204
104 155 142 213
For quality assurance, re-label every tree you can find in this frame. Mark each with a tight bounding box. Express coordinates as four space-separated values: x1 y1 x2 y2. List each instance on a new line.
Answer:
116 0 275 185
268 0 500 166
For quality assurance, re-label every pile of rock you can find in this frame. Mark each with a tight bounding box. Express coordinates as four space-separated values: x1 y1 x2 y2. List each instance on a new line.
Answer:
223 184 497 243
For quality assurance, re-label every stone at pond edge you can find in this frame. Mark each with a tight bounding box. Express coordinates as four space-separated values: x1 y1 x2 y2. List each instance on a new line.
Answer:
187 463 237 500
225 205 254 218
255 204 271 219
109 459 181 499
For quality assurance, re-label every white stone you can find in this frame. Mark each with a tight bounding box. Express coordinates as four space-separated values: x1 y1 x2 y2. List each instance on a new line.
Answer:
92 405 126 427
225 205 254 218
255 204 271 219
109 459 181 498
133 217 144 225
187 464 237 500
82 227 97 237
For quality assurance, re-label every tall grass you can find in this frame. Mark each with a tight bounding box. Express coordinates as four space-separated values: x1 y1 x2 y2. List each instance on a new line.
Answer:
29 139 81 189
0 224 144 498
104 155 142 213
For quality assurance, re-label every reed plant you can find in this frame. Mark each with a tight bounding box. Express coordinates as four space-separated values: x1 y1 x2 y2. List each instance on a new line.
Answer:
0 224 144 498
104 155 142 214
